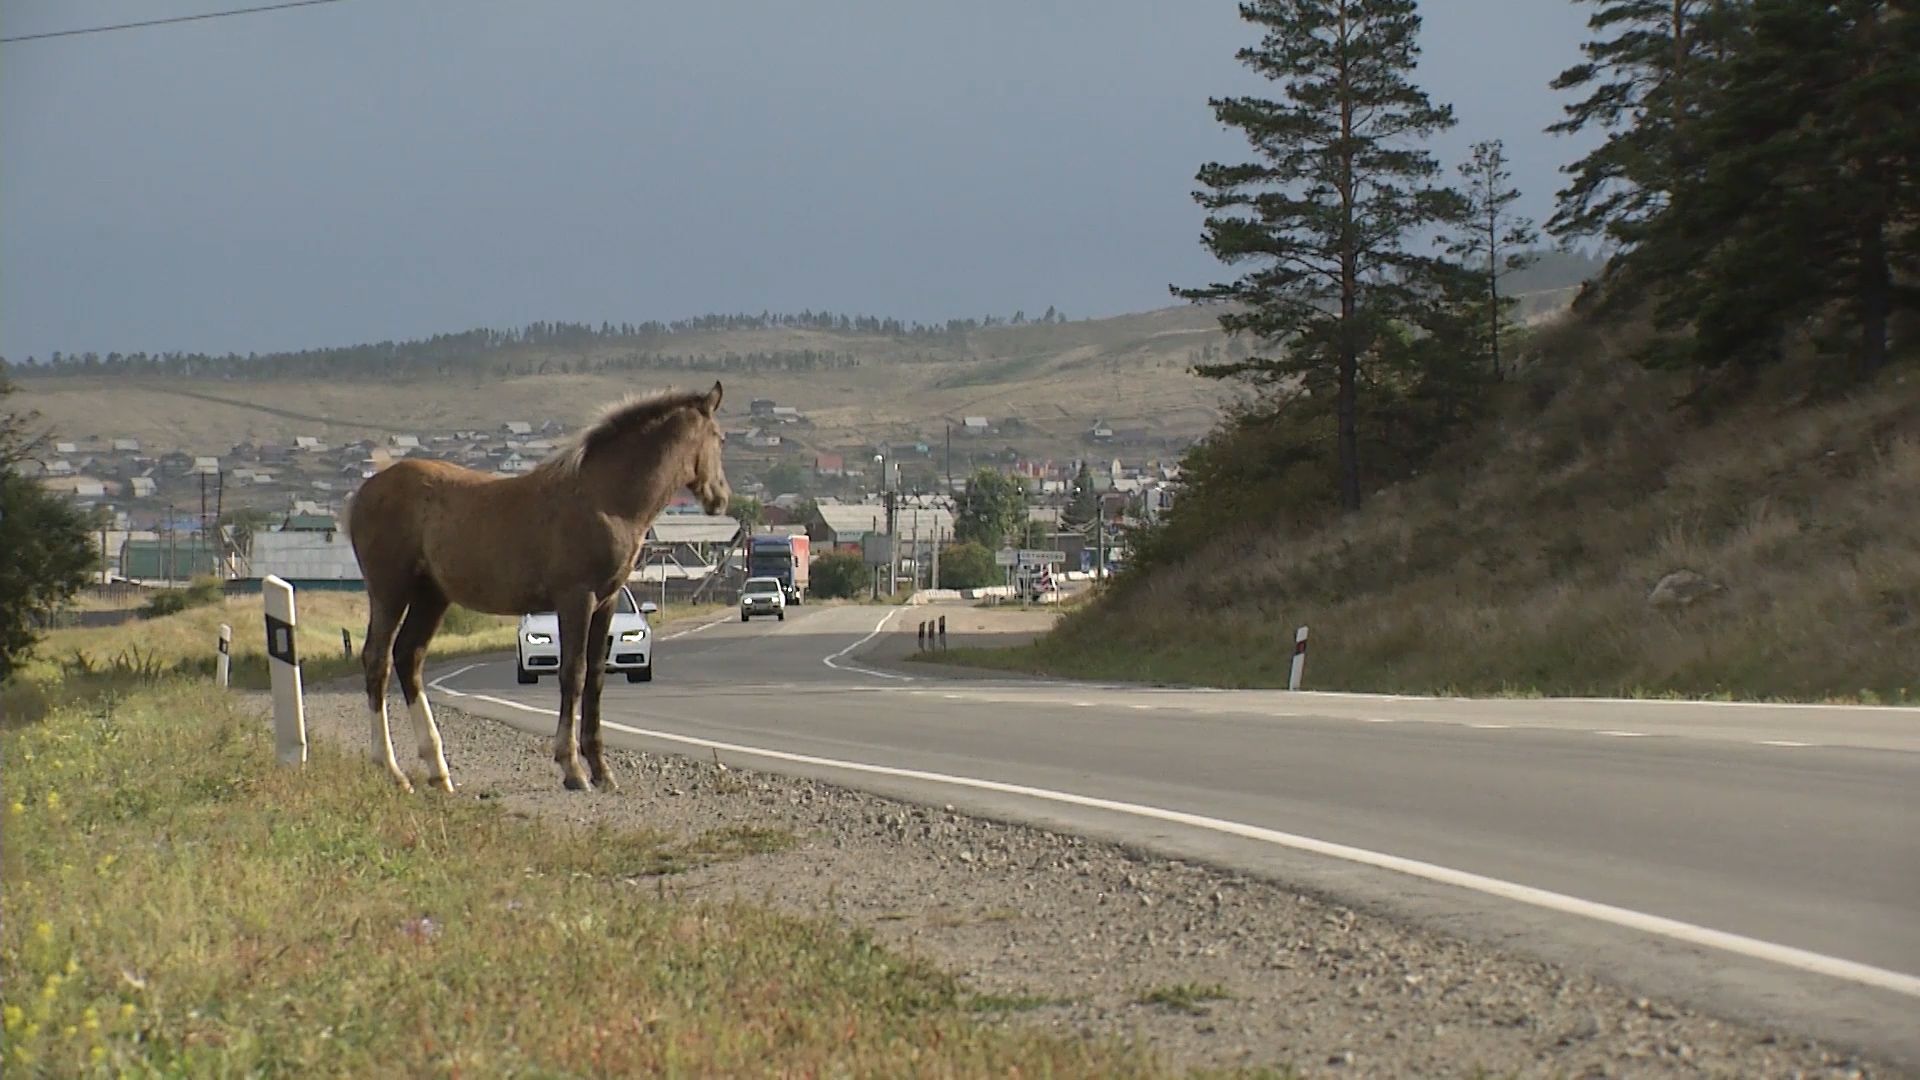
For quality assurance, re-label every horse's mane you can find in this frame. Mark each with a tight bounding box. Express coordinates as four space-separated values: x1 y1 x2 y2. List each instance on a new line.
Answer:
537 388 707 477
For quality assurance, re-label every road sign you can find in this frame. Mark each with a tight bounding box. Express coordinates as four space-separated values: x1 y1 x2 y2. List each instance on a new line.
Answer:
863 534 893 568
995 548 1018 567
1017 549 1066 566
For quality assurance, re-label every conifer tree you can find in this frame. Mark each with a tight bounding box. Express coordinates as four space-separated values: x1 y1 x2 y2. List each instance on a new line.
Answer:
1447 140 1538 379
1176 0 1460 510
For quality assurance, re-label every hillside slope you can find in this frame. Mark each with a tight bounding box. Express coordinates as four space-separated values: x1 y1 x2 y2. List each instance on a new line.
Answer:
972 322 1920 703
12 307 1242 459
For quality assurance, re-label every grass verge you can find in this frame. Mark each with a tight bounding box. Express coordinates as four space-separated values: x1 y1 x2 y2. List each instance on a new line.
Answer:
0 682 1158 1076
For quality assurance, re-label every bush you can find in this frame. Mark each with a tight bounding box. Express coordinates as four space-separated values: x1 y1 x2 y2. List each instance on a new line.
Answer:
139 577 224 621
938 542 1000 590
811 553 868 600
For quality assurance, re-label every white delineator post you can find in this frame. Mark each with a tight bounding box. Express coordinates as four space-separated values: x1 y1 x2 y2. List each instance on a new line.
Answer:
262 575 308 766
1288 625 1309 691
216 623 232 688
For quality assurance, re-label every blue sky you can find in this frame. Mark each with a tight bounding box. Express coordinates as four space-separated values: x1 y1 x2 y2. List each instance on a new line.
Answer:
1 0 1597 359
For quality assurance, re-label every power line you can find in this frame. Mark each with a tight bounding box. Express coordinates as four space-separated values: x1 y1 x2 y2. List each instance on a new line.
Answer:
2 0 353 44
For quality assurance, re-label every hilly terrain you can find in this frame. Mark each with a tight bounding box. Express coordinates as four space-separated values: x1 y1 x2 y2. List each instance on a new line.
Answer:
12 307 1246 467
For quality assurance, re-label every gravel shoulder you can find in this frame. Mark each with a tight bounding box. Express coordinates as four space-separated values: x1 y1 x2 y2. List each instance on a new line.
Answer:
281 684 1898 1080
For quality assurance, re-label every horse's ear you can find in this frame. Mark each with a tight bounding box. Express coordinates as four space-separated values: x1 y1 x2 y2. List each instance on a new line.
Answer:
703 381 724 416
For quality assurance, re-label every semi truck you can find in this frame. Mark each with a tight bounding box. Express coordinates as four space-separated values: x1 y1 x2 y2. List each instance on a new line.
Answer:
746 534 810 605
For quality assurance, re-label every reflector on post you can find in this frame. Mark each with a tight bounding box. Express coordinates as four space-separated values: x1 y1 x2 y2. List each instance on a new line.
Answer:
262 575 307 766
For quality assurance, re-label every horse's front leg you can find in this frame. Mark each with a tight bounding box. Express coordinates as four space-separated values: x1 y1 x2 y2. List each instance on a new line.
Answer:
580 597 619 792
552 593 595 791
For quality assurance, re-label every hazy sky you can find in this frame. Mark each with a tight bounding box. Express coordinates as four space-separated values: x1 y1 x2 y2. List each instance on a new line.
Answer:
2 0 1597 360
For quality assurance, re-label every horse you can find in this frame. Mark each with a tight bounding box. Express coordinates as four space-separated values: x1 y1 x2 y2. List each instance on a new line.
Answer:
346 382 730 793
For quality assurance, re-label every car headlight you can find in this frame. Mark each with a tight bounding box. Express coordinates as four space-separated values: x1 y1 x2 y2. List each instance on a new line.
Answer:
619 628 647 642
524 632 553 645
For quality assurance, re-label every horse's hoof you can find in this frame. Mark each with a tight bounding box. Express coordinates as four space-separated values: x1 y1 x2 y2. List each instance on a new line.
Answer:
562 775 588 791
593 775 620 794
426 775 455 794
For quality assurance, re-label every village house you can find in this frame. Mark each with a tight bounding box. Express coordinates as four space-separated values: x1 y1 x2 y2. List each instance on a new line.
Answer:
502 421 532 436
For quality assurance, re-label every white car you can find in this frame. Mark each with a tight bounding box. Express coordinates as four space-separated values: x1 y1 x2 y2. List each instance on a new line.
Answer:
739 576 786 622
517 586 658 684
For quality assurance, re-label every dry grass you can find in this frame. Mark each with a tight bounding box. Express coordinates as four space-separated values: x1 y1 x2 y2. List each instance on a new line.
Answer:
0 683 1157 1076
11 306 1237 459
3 596 731 727
951 334 1920 703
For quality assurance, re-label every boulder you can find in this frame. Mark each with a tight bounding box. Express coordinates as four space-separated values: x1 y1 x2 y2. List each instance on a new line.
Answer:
1648 569 1723 610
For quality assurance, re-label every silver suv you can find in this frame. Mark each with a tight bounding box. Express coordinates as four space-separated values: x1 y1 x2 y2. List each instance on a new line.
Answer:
740 576 787 622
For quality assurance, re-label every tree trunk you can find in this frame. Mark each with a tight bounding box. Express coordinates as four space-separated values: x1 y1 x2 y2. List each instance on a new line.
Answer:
1337 4 1361 513
1858 209 1889 377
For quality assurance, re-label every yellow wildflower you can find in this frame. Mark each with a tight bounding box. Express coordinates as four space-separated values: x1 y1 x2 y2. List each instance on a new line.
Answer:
44 790 60 810
3 1003 22 1029
33 921 52 942
64 957 78 976
119 1003 135 1020
91 1046 107 1064
81 1007 99 1032
8 801 22 816
63 1025 77 1038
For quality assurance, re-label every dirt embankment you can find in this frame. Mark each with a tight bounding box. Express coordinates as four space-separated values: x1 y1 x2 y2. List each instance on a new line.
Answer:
287 683 1888 1079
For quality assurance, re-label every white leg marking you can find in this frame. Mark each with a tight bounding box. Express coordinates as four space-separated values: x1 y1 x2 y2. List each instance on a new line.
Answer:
369 697 410 791
410 695 451 784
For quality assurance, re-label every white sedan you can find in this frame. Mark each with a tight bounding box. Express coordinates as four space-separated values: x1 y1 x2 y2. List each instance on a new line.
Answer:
517 586 658 685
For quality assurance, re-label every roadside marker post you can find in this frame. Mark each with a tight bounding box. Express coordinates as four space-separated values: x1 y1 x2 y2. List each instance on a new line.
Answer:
216 624 231 688
918 621 927 650
262 575 308 767
938 615 947 650
1289 626 1309 691
341 628 353 659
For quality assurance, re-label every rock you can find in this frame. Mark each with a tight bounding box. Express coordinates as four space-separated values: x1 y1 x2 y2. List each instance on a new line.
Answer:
1648 569 1724 609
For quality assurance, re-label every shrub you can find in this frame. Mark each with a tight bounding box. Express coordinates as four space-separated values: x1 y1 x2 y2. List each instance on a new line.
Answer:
811 553 868 599
938 542 1000 590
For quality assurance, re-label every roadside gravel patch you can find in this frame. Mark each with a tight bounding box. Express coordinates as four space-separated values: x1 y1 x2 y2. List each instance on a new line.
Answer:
285 690 1896 1078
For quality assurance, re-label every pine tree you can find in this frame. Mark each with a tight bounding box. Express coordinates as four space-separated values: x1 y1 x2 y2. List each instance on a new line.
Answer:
1649 0 1915 376
1447 140 1539 380
1547 0 1734 246
1175 0 1460 511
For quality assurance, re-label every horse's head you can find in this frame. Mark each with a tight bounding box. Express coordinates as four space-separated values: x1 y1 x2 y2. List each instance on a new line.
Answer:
685 381 732 515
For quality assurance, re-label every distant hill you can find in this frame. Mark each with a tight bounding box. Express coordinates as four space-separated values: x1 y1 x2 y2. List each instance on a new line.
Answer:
9 306 1251 465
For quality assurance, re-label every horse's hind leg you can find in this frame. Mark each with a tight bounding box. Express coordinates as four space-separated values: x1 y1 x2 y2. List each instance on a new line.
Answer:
580 596 617 792
361 590 412 793
393 580 453 792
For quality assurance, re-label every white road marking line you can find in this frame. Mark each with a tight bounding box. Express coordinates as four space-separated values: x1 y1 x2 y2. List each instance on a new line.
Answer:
1760 740 1814 748
1285 688 1919 714
1470 723 1512 729
1073 701 1095 708
822 609 913 681
1363 717 1396 724
1596 730 1652 738
1129 704 1155 711
665 614 736 640
443 683 1920 1001
428 663 485 693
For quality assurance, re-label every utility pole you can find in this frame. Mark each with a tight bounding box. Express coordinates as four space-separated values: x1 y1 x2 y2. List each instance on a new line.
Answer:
166 503 177 584
1095 509 1106 581
945 422 952 494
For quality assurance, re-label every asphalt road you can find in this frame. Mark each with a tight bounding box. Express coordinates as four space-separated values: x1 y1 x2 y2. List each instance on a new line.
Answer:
428 603 1920 1068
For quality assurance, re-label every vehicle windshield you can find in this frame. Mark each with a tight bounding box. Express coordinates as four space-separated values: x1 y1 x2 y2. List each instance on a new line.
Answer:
614 589 638 614
744 578 782 594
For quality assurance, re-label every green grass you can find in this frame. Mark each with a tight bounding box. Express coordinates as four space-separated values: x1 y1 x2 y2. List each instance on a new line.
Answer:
0 682 1164 1077
1135 983 1233 1015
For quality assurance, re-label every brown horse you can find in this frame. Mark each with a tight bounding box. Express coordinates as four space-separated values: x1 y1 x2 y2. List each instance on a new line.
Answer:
346 382 730 793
